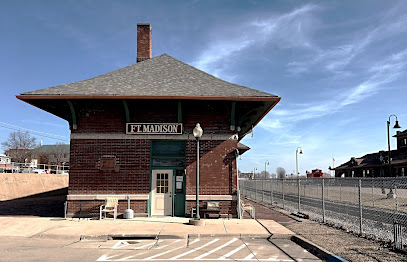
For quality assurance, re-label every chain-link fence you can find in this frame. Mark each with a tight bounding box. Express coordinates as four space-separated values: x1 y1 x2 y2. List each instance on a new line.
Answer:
239 177 407 249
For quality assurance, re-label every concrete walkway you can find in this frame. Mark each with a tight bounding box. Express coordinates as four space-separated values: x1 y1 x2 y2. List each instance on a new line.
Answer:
0 216 294 240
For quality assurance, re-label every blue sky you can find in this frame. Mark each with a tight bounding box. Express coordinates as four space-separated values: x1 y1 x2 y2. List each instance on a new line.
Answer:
1 0 407 175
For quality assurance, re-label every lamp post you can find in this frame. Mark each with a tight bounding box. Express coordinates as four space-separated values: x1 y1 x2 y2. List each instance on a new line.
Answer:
193 123 203 220
253 168 257 179
387 115 401 198
296 147 303 212
265 161 269 179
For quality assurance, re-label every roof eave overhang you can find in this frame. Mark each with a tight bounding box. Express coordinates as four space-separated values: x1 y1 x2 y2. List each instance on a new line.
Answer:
240 97 281 139
16 95 281 102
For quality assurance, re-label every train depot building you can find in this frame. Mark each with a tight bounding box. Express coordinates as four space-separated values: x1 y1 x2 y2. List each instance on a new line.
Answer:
17 24 280 218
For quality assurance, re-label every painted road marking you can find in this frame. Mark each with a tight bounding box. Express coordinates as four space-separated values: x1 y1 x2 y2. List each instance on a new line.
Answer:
155 239 182 249
170 238 218 259
96 238 302 261
193 238 239 259
143 239 189 260
219 243 246 259
135 241 160 250
244 252 256 260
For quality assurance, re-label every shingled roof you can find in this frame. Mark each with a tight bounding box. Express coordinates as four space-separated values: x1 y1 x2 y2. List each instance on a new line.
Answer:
20 54 277 99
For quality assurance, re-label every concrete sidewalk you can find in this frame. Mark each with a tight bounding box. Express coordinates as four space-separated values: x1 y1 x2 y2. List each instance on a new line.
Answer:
0 216 294 240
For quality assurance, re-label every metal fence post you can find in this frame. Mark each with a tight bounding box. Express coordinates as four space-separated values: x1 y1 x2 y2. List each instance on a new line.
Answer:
322 178 325 223
340 182 342 202
372 178 375 207
262 180 264 203
359 179 363 235
282 179 285 209
395 185 398 212
271 179 274 205
255 180 258 201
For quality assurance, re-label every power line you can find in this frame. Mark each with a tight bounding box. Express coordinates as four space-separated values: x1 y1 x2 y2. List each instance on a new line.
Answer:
0 121 68 139
0 123 69 142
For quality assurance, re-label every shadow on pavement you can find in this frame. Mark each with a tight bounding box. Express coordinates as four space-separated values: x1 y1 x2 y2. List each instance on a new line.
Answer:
0 187 67 217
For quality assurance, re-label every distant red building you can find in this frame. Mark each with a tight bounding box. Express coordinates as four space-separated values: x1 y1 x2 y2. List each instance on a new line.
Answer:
306 169 323 178
17 24 280 218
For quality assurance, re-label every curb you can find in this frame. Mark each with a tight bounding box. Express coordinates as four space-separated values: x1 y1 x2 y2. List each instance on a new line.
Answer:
186 233 270 239
30 233 81 241
291 235 348 262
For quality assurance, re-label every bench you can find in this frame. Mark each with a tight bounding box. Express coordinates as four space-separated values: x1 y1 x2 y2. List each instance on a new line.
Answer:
201 201 221 219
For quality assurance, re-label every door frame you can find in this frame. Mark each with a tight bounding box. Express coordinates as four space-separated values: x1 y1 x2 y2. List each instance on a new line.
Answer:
151 169 174 216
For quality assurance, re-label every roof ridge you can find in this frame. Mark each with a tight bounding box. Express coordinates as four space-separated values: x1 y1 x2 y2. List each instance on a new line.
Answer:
162 54 273 97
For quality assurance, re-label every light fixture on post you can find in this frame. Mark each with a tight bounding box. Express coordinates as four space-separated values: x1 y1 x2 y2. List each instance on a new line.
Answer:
296 147 303 213
193 123 203 221
265 161 269 179
387 115 401 198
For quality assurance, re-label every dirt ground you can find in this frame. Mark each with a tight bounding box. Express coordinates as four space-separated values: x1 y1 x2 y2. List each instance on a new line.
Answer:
243 197 407 262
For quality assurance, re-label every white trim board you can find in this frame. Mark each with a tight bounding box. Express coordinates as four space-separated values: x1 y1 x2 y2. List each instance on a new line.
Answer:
67 194 149 201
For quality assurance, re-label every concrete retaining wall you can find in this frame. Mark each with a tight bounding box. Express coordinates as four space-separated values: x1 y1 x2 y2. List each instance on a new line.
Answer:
0 173 68 201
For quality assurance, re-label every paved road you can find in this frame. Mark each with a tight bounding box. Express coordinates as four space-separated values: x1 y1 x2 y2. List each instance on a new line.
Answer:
0 236 321 262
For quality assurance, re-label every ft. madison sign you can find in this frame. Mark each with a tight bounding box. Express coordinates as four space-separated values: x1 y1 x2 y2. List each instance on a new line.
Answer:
126 123 183 135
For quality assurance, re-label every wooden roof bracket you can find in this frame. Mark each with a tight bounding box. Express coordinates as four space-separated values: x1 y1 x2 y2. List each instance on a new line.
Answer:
67 100 77 130
122 99 130 123
230 102 236 131
177 100 182 123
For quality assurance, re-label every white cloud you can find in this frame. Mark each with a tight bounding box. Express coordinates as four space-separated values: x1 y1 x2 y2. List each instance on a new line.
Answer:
287 7 407 75
191 4 319 75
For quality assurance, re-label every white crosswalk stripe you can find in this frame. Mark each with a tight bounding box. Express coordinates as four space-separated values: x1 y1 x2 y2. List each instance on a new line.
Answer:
193 238 239 259
219 243 246 259
170 238 218 259
95 237 318 261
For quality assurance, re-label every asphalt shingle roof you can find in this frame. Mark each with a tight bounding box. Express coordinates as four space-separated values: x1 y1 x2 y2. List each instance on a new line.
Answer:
21 54 276 98
29 145 70 154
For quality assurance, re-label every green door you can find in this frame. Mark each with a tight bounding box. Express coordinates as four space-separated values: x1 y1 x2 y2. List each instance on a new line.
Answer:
151 140 186 217
174 169 186 216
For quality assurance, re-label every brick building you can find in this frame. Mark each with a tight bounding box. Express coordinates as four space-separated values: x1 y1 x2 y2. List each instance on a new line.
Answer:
17 24 280 218
335 129 407 177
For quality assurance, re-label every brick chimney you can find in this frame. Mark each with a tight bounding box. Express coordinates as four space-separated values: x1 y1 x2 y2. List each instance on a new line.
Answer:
137 23 152 63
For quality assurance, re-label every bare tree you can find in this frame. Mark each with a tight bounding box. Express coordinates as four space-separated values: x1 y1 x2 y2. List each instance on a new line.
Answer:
1 131 38 163
259 170 271 179
50 142 68 166
276 167 286 178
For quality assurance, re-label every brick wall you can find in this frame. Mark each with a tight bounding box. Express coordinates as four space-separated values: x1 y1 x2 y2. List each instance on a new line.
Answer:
69 139 150 194
68 200 147 217
186 139 238 195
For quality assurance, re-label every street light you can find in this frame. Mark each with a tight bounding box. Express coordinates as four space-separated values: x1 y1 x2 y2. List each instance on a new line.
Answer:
387 115 401 198
193 123 203 220
253 168 257 179
296 147 303 212
264 161 269 179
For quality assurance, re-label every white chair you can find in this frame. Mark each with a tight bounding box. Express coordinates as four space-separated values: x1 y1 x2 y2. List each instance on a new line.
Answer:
240 201 255 219
100 197 119 220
